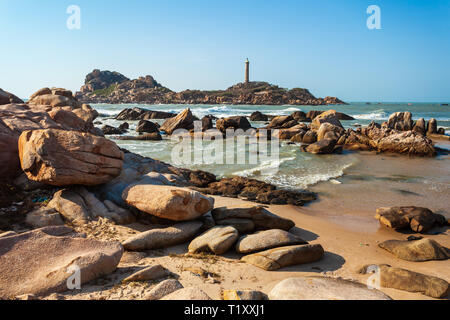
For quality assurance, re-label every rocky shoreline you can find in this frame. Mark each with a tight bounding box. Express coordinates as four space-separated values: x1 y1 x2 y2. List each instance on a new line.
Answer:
0 86 449 300
75 69 346 106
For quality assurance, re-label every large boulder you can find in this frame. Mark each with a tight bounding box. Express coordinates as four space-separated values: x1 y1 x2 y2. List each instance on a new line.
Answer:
250 111 269 122
115 107 175 120
269 277 391 300
412 118 426 135
360 264 449 299
188 226 239 254
216 116 252 133
122 221 203 251
375 206 447 233
427 118 438 134
376 131 436 157
122 184 214 221
136 120 159 133
236 229 307 254
0 226 123 298
241 244 324 271
160 108 194 135
266 115 295 129
18 129 124 186
305 139 337 154
0 88 23 105
378 238 449 262
310 110 343 131
386 112 414 131
317 123 344 141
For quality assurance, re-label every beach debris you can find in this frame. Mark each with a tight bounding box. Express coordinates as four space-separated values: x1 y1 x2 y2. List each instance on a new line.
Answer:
378 238 449 262
241 244 324 271
359 264 449 299
122 184 214 221
144 279 184 300
188 226 239 255
375 206 447 233
235 229 307 254
269 277 391 300
0 226 123 299
122 221 203 251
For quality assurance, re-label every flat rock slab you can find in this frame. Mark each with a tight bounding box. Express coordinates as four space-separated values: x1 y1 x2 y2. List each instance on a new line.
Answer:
375 206 447 233
236 229 307 254
123 221 203 251
160 287 212 300
144 279 184 300
123 184 214 221
269 277 391 300
379 238 449 262
188 226 239 255
0 226 123 299
123 264 169 282
241 244 324 271
360 265 449 299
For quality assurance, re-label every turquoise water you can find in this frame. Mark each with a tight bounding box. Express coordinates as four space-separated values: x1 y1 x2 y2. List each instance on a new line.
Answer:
93 102 450 190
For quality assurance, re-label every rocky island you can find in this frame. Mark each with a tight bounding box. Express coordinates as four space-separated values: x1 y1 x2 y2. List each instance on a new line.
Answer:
75 69 346 106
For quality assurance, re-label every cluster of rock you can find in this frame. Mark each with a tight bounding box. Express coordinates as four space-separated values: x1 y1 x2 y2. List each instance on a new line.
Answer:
75 69 346 105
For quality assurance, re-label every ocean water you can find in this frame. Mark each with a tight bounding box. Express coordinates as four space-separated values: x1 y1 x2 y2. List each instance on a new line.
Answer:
93 102 450 191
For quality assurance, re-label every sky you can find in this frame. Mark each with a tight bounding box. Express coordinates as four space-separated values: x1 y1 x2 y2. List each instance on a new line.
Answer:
0 0 449 102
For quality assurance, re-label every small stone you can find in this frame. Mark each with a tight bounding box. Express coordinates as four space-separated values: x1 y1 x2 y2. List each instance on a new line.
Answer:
123 265 169 283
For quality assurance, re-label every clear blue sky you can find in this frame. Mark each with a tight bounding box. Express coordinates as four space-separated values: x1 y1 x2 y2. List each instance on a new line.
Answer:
1 0 449 101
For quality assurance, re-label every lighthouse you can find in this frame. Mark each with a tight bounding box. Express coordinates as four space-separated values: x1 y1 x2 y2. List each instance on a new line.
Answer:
245 58 250 83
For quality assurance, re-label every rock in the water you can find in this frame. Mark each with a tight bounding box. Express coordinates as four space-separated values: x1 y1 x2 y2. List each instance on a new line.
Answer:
250 111 269 122
123 221 203 251
160 287 212 300
375 206 447 233
360 264 449 299
302 130 317 144
0 226 123 298
188 226 239 254
144 279 184 300
427 118 438 134
101 125 124 135
123 184 214 221
310 110 343 131
136 120 159 133
386 112 414 131
241 244 324 271
236 229 307 254
160 108 194 135
216 116 252 133
123 264 169 282
269 277 391 300
222 290 267 300
212 206 295 232
19 129 124 186
305 139 337 154
115 107 175 121
413 118 426 135
376 131 436 157
116 132 162 141
266 115 295 129
378 238 449 262
317 123 344 141
25 207 64 228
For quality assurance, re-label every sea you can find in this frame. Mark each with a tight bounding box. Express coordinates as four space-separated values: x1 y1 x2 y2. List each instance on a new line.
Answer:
93 102 450 191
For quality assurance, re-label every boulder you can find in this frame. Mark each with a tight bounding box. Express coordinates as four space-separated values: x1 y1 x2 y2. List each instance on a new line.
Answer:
375 206 447 233
160 287 212 300
188 226 239 254
241 244 324 271
317 123 344 141
376 131 436 156
115 107 175 120
160 108 194 135
116 133 162 141
305 139 336 154
427 118 438 134
212 206 295 232
386 112 414 131
291 111 308 122
18 129 124 186
0 226 123 298
25 207 64 228
302 130 317 144
123 264 169 282
123 184 214 221
236 229 307 254
378 238 449 262
144 279 184 300
0 88 23 105
122 221 203 251
216 116 252 133
201 115 214 131
269 277 391 300
216 218 255 234
136 120 159 133
267 115 294 129
222 290 267 300
310 110 343 131
360 264 449 299
101 125 124 135
250 111 268 121
290 131 306 143
413 118 426 135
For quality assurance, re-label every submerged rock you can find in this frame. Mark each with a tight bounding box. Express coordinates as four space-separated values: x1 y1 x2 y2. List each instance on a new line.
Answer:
0 226 123 299
269 277 391 300
378 238 449 262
